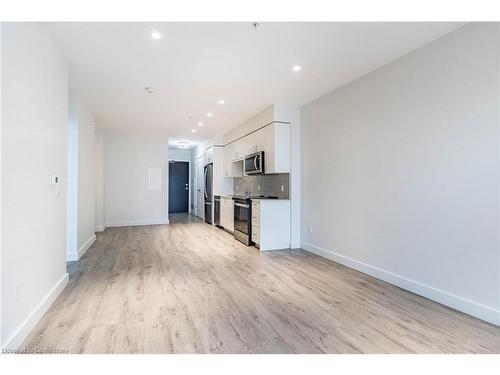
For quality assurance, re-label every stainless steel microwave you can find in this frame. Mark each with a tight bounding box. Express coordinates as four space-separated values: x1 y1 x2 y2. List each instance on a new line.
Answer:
244 151 265 175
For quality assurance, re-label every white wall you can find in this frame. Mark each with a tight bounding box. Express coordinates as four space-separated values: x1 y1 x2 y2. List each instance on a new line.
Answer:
301 23 500 325
1 23 69 349
104 129 169 227
95 127 105 231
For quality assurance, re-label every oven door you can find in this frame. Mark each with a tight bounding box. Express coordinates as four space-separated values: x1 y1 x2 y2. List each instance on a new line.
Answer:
233 201 250 234
244 152 264 175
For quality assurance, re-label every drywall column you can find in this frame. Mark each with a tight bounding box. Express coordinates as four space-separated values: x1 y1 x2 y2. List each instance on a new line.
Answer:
75 99 96 258
66 93 96 261
66 92 78 261
95 127 105 232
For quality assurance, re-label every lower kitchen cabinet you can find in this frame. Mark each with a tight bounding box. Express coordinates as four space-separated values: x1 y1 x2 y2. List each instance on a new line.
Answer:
251 199 290 251
220 196 234 232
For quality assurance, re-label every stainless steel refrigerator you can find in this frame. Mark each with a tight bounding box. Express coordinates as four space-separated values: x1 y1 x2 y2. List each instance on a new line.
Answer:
204 163 213 224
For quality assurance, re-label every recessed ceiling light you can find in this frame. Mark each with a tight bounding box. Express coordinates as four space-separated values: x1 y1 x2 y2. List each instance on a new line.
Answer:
144 86 156 94
218 99 225 104
191 129 196 133
206 112 213 118
198 122 204 127
292 65 302 72
150 30 161 40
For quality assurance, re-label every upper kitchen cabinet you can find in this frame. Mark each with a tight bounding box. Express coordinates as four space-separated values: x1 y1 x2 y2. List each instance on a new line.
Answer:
205 146 214 165
223 142 244 177
223 122 291 175
253 122 290 174
212 146 233 195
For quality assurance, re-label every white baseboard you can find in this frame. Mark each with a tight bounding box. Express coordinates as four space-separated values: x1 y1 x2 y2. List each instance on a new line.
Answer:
105 218 169 228
78 234 96 259
301 241 500 327
95 225 106 232
67 234 96 262
2 273 69 350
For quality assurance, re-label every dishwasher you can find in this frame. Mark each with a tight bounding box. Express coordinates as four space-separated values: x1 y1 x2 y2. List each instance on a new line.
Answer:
214 195 221 227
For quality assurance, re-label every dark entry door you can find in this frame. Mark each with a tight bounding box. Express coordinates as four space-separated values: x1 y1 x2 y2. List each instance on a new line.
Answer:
169 161 189 213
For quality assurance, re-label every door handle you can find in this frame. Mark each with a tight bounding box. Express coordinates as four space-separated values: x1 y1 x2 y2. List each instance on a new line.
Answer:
204 168 208 199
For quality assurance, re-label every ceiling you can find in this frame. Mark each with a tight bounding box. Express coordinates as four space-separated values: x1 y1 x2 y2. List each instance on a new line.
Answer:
47 22 465 144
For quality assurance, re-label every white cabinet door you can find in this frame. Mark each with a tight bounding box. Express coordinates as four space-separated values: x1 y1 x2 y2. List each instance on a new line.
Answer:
272 123 291 173
220 197 234 232
223 142 233 177
243 130 259 155
205 146 214 165
224 141 243 177
232 138 243 160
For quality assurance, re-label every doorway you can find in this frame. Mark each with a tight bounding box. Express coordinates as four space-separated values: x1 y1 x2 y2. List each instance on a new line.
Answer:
168 161 189 213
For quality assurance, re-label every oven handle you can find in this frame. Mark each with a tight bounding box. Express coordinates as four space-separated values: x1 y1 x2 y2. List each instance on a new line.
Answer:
234 203 249 208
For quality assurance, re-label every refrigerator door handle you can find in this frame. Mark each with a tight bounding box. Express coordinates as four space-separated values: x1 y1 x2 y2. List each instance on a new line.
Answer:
204 168 208 199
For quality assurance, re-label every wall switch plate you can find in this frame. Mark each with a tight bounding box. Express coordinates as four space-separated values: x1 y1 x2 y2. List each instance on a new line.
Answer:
257 185 261 191
281 185 285 192
309 225 313 234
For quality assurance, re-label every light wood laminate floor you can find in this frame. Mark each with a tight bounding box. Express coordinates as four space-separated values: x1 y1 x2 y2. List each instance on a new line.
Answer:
23 214 500 353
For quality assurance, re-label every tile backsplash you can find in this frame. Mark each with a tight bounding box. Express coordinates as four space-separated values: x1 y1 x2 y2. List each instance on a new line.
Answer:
234 174 289 199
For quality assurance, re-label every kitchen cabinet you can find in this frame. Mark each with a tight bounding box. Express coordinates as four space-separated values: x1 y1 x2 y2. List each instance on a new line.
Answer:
223 142 243 177
251 199 290 251
212 146 233 196
220 196 234 232
205 146 214 165
222 122 291 175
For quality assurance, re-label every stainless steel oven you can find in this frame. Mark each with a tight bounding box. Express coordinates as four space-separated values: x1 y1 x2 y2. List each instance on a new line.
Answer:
233 197 252 245
244 151 264 175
